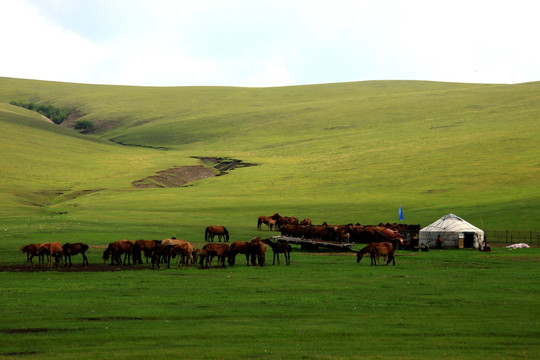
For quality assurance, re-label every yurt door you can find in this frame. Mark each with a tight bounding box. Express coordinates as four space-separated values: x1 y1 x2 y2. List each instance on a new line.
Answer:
463 232 475 248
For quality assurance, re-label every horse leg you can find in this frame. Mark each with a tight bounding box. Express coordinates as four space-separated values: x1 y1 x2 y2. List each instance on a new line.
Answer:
83 253 89 267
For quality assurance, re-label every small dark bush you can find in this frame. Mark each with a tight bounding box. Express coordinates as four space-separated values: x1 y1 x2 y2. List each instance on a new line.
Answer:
74 119 94 132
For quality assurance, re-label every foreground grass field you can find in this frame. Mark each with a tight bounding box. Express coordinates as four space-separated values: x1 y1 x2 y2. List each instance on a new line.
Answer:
1 247 539 359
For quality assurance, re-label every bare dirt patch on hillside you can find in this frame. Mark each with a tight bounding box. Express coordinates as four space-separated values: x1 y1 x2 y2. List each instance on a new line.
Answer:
132 157 259 188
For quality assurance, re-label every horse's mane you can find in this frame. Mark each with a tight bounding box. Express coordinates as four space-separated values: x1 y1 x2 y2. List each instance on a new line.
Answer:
20 244 33 253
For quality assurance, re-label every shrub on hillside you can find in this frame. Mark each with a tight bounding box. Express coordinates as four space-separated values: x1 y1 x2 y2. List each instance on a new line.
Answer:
74 119 94 132
10 100 70 124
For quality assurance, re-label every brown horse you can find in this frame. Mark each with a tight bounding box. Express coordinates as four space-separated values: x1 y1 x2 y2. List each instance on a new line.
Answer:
62 243 89 267
35 243 51 266
228 241 250 266
205 226 229 242
195 248 207 268
375 242 395 266
133 240 162 264
38 242 63 268
257 213 282 231
356 243 379 265
200 243 229 268
247 237 266 267
264 239 291 265
151 244 175 269
103 240 133 265
20 243 39 264
171 241 195 267
280 216 299 226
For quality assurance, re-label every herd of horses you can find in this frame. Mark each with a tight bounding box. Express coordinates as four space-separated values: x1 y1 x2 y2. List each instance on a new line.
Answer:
19 236 293 269
259 213 420 250
19 237 395 269
18 214 413 269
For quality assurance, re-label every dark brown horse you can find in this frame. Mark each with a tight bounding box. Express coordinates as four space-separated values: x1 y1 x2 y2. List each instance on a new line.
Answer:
20 243 39 264
133 239 161 264
264 239 291 265
62 243 89 267
356 243 379 265
247 237 266 267
205 225 230 242
151 244 175 269
200 243 229 268
228 241 250 265
281 216 299 226
103 240 133 265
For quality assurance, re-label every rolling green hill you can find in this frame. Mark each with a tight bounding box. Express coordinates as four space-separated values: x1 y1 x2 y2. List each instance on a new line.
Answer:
0 77 538 246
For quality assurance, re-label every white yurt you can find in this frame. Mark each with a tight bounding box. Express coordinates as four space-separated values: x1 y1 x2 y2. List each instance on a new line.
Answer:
419 214 485 249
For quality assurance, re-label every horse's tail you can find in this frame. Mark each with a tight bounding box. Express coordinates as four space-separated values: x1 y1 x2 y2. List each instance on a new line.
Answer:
257 217 262 230
205 227 209 242
20 244 30 253
224 228 229 242
103 244 112 261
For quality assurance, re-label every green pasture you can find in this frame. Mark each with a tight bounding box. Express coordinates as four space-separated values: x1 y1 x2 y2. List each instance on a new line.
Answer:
0 77 539 238
1 248 539 359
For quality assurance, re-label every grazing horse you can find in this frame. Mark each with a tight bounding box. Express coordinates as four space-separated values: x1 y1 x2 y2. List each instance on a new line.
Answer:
103 240 133 265
133 240 162 264
38 242 63 268
264 239 291 265
200 243 229 268
356 243 380 266
247 237 266 267
205 226 230 242
35 243 51 266
195 248 207 268
375 242 395 266
62 243 89 267
151 244 175 269
20 244 39 264
171 241 195 267
228 241 250 266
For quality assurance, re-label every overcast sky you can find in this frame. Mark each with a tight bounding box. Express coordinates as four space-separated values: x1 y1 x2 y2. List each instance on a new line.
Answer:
1 0 539 87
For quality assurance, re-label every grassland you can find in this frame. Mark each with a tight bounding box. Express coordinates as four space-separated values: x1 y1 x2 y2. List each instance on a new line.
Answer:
1 248 539 359
0 77 539 242
0 77 539 359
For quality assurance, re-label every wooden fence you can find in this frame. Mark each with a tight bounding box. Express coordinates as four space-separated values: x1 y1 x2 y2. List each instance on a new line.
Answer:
485 230 540 247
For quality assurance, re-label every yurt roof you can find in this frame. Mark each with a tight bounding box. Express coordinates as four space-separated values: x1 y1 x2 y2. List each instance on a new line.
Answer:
420 213 483 233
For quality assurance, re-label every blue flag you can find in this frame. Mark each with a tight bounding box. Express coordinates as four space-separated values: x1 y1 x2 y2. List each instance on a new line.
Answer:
399 206 404 221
